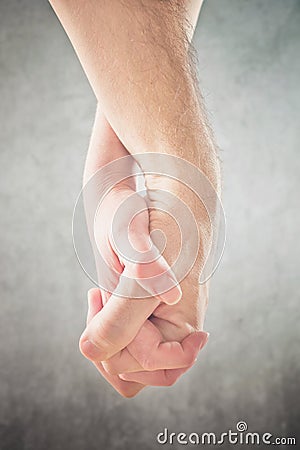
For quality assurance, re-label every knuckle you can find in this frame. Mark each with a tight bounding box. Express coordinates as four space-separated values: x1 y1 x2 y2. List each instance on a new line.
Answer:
79 325 117 361
78 339 106 361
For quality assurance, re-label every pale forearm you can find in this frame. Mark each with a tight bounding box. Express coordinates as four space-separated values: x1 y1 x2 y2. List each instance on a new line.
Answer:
83 105 126 183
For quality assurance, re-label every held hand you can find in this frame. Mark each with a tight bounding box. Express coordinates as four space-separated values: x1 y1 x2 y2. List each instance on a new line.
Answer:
80 180 211 396
79 110 214 397
86 287 209 396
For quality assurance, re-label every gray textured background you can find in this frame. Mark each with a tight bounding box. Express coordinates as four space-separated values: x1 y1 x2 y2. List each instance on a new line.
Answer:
0 0 299 449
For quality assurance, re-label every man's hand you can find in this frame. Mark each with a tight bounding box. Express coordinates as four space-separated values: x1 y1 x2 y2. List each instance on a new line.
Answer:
79 171 210 396
48 0 220 397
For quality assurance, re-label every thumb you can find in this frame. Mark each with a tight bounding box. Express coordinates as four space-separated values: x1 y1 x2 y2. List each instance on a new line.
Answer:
110 191 182 305
123 227 182 305
79 267 160 362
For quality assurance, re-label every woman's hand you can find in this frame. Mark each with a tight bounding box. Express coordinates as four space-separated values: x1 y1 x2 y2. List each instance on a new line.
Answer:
79 178 209 397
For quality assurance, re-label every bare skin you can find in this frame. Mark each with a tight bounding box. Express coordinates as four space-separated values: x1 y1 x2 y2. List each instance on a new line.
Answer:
49 0 220 397
81 109 210 396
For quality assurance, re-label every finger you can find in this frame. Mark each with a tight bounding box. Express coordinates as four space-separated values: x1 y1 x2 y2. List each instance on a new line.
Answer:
112 200 182 305
86 288 149 382
84 288 145 397
103 322 209 374
93 361 145 398
102 347 144 375
127 322 209 371
126 225 182 306
86 288 103 325
96 289 147 375
119 365 191 386
79 271 160 362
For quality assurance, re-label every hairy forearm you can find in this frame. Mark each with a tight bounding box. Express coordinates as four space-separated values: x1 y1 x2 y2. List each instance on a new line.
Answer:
49 0 219 188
